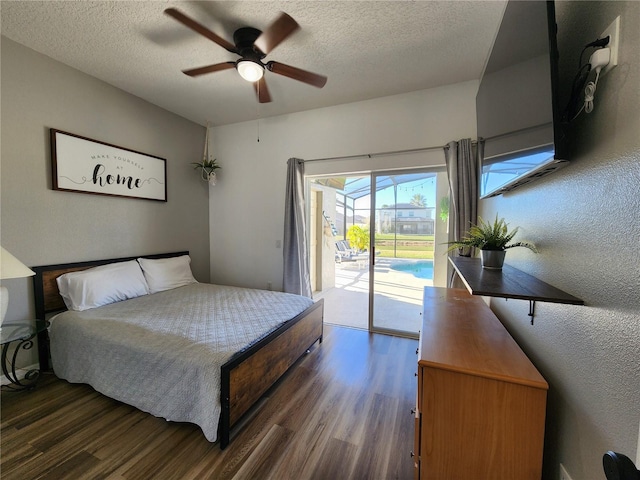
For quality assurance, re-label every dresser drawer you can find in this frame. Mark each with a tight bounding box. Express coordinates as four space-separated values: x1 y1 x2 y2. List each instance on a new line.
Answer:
416 287 547 480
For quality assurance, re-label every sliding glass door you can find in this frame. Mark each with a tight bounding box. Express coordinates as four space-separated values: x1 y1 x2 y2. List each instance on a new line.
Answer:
370 170 438 336
309 168 446 337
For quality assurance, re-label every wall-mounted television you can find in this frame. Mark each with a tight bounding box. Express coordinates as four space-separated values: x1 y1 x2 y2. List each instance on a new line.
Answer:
477 0 568 199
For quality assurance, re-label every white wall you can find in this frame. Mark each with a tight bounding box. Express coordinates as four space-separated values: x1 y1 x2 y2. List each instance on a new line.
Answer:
209 81 478 290
0 39 210 365
479 2 640 479
308 183 337 292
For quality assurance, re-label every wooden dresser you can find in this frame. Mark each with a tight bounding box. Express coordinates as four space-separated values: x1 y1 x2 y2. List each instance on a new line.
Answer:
414 287 548 480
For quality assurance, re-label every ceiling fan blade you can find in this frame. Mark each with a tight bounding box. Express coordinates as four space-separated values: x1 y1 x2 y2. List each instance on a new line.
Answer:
254 12 300 55
164 8 238 54
183 62 236 77
266 61 327 88
253 77 272 103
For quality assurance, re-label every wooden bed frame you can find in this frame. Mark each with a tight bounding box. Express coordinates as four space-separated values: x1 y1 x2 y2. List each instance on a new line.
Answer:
32 251 324 449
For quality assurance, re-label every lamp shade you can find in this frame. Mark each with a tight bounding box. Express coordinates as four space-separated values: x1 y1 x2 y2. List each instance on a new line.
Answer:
0 247 35 280
236 60 264 82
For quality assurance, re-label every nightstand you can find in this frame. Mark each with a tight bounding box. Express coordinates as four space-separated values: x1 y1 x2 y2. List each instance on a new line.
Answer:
1 319 49 391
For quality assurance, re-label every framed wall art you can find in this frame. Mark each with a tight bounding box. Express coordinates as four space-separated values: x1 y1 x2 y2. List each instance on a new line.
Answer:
50 129 167 202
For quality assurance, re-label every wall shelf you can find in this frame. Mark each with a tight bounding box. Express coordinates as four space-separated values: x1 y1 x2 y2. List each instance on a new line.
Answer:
449 257 584 323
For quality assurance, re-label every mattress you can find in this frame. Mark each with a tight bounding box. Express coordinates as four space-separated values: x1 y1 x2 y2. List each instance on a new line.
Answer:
49 283 314 442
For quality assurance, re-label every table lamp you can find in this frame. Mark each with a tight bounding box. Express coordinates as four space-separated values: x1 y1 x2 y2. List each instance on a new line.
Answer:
1 247 35 325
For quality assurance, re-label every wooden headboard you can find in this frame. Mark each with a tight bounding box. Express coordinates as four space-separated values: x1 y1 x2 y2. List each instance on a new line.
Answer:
32 251 188 371
32 251 189 319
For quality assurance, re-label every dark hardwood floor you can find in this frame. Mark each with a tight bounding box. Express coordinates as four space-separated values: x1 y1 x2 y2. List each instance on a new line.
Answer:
1 325 418 479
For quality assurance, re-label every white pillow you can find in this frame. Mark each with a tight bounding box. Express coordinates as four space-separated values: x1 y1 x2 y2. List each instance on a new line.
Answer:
56 260 149 311
137 255 197 294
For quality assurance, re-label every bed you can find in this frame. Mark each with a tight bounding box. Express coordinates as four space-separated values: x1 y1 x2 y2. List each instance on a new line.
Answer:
32 251 324 449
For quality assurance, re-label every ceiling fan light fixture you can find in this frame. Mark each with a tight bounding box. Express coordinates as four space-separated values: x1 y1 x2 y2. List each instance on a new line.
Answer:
236 60 264 82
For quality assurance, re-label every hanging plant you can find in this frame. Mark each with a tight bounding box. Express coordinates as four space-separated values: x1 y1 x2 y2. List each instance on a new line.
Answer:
191 121 221 185
191 157 221 181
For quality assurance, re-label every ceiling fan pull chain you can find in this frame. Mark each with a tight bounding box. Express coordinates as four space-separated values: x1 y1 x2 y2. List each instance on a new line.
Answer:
256 85 260 142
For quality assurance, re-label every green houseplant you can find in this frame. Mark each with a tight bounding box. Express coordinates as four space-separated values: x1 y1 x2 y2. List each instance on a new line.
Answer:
192 157 221 185
446 215 537 269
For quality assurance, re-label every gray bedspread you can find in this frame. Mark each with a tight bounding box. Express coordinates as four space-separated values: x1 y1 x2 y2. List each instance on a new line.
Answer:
49 283 314 442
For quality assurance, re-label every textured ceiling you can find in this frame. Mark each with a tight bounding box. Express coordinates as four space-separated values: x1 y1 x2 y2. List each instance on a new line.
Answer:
1 1 507 127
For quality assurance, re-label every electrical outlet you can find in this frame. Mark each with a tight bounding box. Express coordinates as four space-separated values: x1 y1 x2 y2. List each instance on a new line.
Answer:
600 15 620 76
560 463 574 480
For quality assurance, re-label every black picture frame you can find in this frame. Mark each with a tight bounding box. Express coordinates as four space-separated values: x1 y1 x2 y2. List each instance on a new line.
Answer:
50 129 167 202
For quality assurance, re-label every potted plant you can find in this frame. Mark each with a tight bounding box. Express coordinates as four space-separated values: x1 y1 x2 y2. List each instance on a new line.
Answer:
191 157 221 186
446 215 537 269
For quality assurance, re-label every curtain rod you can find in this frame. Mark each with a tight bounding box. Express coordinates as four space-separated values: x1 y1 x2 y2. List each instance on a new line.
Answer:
303 123 550 164
303 123 549 164
303 139 482 164
303 144 447 163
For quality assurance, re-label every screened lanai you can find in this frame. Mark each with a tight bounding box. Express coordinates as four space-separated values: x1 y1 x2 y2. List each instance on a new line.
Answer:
310 170 447 337
312 172 438 243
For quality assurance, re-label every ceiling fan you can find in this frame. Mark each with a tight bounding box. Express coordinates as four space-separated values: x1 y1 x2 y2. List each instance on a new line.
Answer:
164 8 328 103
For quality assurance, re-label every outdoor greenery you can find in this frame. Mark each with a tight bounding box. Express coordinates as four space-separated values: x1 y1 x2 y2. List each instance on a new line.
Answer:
410 194 427 207
376 247 434 259
346 225 370 251
375 233 434 241
374 233 434 259
439 196 449 222
342 229 435 259
446 215 537 253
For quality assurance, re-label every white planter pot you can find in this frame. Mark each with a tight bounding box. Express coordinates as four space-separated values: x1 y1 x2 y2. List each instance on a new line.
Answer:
481 250 506 270
207 172 217 186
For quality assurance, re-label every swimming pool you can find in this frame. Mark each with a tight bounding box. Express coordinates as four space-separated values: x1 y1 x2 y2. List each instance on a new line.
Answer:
390 260 434 280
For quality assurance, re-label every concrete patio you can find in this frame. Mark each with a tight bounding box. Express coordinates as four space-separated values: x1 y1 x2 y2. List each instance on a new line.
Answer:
313 258 433 335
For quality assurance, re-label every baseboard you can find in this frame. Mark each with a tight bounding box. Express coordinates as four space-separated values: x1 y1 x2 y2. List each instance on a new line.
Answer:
636 421 640 467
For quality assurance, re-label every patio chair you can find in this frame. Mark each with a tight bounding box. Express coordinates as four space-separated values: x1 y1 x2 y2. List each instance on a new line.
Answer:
335 240 357 262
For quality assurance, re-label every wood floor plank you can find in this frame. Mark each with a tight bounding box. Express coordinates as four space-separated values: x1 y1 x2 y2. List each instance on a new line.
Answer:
36 450 101 480
387 391 419 479
309 436 359 480
1 325 418 479
231 424 293 480
114 428 197 479
0 441 43 477
352 393 400 479
1 380 100 433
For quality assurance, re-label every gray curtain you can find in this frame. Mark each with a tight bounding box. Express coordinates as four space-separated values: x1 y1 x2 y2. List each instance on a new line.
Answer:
283 158 312 298
445 138 483 250
445 139 483 286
